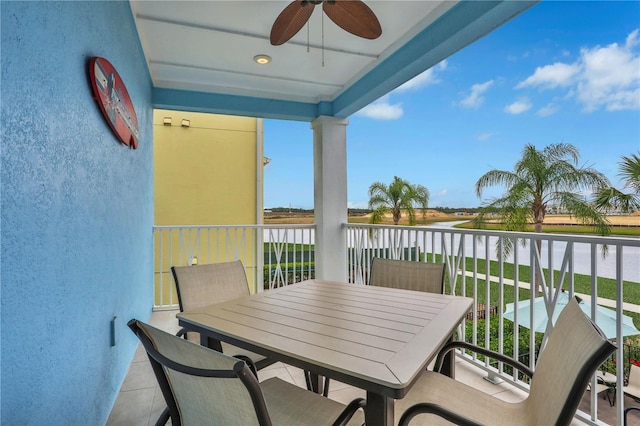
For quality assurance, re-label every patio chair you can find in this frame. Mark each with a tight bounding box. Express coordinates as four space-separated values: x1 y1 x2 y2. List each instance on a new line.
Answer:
172 261 276 376
128 319 366 426
623 364 640 401
588 381 614 407
369 257 445 293
397 297 617 426
173 261 330 399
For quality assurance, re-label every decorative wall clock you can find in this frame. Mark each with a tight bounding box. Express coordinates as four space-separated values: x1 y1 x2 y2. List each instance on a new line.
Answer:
89 57 139 149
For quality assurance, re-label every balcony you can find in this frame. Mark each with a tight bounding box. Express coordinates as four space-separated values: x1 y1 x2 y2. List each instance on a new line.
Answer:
125 223 640 425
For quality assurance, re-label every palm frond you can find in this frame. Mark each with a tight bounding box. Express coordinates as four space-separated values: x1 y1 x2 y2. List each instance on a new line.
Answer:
475 142 611 257
475 170 520 197
619 152 640 194
556 192 611 236
367 176 430 226
369 207 388 224
593 186 640 213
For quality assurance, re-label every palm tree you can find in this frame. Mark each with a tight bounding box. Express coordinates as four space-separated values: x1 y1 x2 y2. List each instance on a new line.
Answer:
474 143 611 292
368 176 429 225
593 151 640 214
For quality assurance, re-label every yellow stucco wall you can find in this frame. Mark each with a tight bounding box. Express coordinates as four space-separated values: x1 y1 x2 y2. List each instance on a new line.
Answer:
154 110 260 225
153 110 264 303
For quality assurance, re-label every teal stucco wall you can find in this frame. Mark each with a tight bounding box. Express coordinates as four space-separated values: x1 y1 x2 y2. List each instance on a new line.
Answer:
1 1 153 423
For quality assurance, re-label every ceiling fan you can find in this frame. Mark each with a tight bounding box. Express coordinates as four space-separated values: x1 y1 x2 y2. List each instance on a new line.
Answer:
270 0 382 46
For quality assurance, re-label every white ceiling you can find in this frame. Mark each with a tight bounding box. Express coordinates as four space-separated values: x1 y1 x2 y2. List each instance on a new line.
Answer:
129 0 538 121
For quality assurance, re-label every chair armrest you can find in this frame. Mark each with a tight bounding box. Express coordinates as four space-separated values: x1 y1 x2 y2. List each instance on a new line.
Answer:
625 407 640 426
175 327 256 376
153 407 170 426
331 398 366 426
434 341 534 379
398 403 483 426
176 328 224 352
233 355 258 378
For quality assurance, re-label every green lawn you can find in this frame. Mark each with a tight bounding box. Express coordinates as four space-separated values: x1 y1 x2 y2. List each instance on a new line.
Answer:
444 256 640 329
264 243 640 327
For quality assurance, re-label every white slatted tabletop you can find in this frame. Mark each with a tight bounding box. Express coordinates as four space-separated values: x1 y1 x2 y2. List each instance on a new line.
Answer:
178 279 473 426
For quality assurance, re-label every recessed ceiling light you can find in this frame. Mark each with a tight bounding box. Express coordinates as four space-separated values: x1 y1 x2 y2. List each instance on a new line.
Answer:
254 54 271 65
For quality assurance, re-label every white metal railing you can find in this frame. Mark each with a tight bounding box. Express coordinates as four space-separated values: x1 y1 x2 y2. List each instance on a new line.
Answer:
153 225 315 309
152 222 639 425
346 223 640 426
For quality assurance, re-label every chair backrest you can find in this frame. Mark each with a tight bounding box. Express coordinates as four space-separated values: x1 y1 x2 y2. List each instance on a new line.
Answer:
172 260 250 312
526 298 616 425
369 258 445 294
128 319 270 426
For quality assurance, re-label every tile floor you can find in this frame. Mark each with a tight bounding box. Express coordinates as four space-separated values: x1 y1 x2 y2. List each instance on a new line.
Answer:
106 309 616 426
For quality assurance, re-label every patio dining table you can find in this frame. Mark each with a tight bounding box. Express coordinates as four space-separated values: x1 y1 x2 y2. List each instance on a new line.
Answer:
177 279 473 426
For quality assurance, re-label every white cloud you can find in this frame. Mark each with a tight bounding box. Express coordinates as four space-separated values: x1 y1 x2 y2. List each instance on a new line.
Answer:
475 132 494 141
356 95 403 120
433 189 448 197
504 97 532 114
516 29 640 112
357 60 448 120
577 29 640 112
627 29 640 49
394 61 448 93
460 80 494 109
348 201 369 209
537 103 560 117
515 62 580 89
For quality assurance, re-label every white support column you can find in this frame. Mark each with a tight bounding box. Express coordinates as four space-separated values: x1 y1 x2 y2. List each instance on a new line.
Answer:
256 118 265 293
312 116 348 282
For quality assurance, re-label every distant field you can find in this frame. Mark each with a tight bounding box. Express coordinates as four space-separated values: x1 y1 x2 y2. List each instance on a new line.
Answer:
264 209 460 225
542 214 639 226
264 211 640 236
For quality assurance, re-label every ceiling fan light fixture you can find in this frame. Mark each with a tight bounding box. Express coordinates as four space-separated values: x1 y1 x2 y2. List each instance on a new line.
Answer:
254 54 272 65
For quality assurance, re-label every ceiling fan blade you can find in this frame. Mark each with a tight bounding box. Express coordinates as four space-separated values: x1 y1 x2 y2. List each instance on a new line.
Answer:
323 0 382 40
270 0 316 46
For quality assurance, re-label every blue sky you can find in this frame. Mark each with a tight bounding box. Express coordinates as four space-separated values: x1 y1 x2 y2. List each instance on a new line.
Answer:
264 1 640 209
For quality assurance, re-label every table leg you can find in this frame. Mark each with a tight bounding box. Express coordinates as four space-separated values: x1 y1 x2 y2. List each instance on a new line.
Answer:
199 334 208 346
304 371 330 397
365 391 394 426
209 337 223 352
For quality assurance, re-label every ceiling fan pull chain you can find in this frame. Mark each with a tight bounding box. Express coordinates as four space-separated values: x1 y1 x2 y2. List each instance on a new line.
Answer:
322 10 325 67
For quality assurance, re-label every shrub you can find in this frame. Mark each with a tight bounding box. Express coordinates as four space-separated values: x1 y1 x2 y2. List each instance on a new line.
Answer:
464 317 544 380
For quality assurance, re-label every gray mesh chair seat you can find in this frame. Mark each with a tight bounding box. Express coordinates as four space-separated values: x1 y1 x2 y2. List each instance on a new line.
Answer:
397 298 617 425
369 257 445 293
129 319 365 426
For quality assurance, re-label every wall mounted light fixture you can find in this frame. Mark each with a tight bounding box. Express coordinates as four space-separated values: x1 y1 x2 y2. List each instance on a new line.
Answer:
163 117 172 126
181 119 190 128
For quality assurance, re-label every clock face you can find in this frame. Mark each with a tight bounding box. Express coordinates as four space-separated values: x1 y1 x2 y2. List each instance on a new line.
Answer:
89 57 139 149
